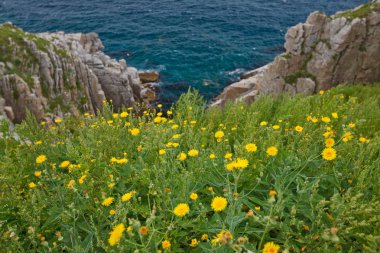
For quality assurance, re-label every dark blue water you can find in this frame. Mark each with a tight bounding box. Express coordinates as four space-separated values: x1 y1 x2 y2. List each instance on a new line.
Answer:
0 0 366 103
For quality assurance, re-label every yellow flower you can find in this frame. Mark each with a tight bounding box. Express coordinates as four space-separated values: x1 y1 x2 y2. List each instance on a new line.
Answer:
269 190 277 197
349 122 356 128
325 138 335 148
67 180 75 189
102 197 114 206
201 234 209 241
177 152 187 161
266 146 278 157
294 126 303 133
78 174 87 184
311 117 318 123
188 149 199 157
322 148 337 161
263 242 280 253
130 128 140 136
157 104 163 108
173 203 190 217
109 209 116 215
260 121 268 126
167 110 173 115
172 124 179 129
211 196 227 212
137 145 142 152
172 134 181 139
34 171 42 177
359 137 368 143
139 226 149 235
36 155 47 164
224 152 232 159
319 90 324 95
120 112 129 118
60 161 70 168
272 125 280 130
245 143 257 152
190 238 198 247
108 223 125 246
54 118 62 123
112 113 119 119
190 193 198 200
321 117 331 123
235 158 249 169
162 240 171 250
29 182 37 188
211 230 233 246
159 149 166 155
214 131 224 139
34 140 42 145
332 112 338 119
122 191 136 202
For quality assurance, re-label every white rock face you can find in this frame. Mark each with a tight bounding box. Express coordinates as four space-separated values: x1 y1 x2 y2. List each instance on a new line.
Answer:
212 1 380 107
0 25 152 122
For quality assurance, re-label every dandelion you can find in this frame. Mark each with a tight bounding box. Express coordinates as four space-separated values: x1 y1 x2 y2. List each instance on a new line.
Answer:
162 240 171 250
209 153 216 159
245 143 257 152
60 161 70 168
120 112 129 118
201 234 209 241
172 134 180 139
294 126 303 133
34 171 42 177
130 128 140 136
67 180 75 189
325 138 335 147
263 242 280 253
108 223 125 246
78 174 87 184
322 148 337 161
214 131 224 139
122 191 136 202
266 146 278 157
321 117 331 123
54 118 62 123
188 149 199 157
349 122 356 128
36 155 47 164
29 182 37 188
211 230 233 246
224 152 233 159
234 158 249 169
173 203 190 217
177 152 187 161
172 124 179 129
102 197 114 206
139 226 149 235
332 112 338 119
159 149 166 155
260 121 268 126
109 210 116 215
359 137 368 143
211 196 227 212
190 238 198 247
272 125 280 130
319 90 324 95
269 190 277 197
190 193 198 200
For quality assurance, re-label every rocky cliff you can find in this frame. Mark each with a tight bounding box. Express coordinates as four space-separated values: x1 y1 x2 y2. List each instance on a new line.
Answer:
0 23 153 123
212 0 380 107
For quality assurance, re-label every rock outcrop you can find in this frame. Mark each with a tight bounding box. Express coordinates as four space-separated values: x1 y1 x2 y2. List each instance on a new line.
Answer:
212 0 380 107
0 23 153 123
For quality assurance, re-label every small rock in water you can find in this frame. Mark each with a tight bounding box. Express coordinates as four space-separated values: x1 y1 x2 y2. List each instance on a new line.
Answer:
139 71 160 83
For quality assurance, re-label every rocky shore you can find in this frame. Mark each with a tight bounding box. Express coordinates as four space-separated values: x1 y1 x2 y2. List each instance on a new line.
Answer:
212 0 380 107
0 23 156 123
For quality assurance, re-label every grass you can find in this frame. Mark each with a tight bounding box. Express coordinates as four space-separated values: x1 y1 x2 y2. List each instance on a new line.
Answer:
0 85 379 252
335 2 380 20
284 70 316 85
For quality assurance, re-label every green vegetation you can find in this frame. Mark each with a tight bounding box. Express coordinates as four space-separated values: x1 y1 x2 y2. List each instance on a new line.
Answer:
335 2 380 20
281 54 291 60
0 85 379 252
284 70 316 84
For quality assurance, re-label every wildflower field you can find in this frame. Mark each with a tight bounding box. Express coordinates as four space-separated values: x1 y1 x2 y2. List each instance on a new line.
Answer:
1 85 380 252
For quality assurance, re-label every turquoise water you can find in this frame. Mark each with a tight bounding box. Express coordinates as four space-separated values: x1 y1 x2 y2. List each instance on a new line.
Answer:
0 0 366 103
